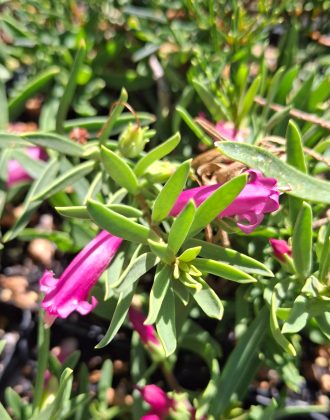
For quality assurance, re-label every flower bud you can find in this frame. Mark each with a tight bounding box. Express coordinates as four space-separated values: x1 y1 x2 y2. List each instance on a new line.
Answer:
118 123 148 158
145 161 179 183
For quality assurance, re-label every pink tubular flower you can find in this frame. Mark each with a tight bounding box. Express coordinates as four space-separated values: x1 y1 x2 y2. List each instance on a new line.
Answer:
40 230 123 326
7 147 47 187
139 385 175 420
170 169 279 234
215 120 246 142
129 307 161 347
269 239 292 262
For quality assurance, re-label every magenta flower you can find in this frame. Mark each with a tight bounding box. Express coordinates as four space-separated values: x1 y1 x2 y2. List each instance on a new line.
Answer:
269 238 292 262
215 120 246 142
129 307 161 347
7 147 47 187
40 230 123 326
139 385 175 420
170 170 279 234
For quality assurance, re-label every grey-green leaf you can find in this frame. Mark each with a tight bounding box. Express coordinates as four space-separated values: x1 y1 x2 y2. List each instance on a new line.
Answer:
192 278 224 320
292 202 313 279
194 258 256 283
152 159 191 223
168 200 196 255
216 141 330 203
156 285 177 356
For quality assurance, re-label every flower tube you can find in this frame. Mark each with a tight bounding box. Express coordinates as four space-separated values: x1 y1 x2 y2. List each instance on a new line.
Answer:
40 230 123 326
7 146 47 187
170 170 279 234
129 307 161 348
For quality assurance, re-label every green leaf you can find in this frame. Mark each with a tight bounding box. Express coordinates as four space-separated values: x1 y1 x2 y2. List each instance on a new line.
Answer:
292 202 313 279
0 81 8 130
5 388 23 419
176 106 213 146
173 280 190 305
178 246 202 262
99 88 128 144
0 132 84 156
152 159 191 222
56 204 143 220
9 67 60 119
134 132 180 177
156 285 177 356
56 40 86 133
209 306 268 417
286 120 307 173
192 278 224 319
98 360 113 405
101 145 139 194
0 403 11 420
216 141 330 203
270 288 296 356
186 238 273 277
189 173 248 236
96 286 135 349
148 239 174 264
168 200 196 255
237 75 261 125
319 223 330 284
192 80 230 121
282 294 309 334
266 105 291 132
31 161 94 201
145 264 172 325
194 258 256 283
87 200 152 244
115 252 159 292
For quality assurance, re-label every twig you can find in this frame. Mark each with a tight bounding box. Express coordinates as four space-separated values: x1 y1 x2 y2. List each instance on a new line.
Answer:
255 96 330 131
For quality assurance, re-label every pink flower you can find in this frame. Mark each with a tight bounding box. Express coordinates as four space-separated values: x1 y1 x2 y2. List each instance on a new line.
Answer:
269 239 292 262
215 120 246 142
7 147 47 187
139 385 174 419
40 230 123 326
129 307 161 347
170 170 279 234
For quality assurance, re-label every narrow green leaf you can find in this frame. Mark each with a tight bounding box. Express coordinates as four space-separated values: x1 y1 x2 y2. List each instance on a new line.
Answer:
146 264 172 325
192 278 224 320
192 80 230 121
0 403 11 420
99 88 128 144
186 238 273 276
101 145 138 194
237 75 261 125
115 252 159 292
176 106 213 146
292 202 313 279
87 200 151 244
319 223 330 284
270 289 296 356
96 287 135 349
56 40 86 133
56 204 143 220
282 295 309 334
168 200 196 255
148 239 174 264
216 141 330 203
178 246 202 262
189 173 248 236
14 149 46 178
23 132 84 156
209 306 268 417
156 285 177 356
266 105 291 132
286 120 307 173
134 132 180 177
0 81 8 130
98 360 113 406
9 67 60 119
173 280 190 305
152 159 191 223
31 161 94 201
5 388 23 419
194 258 256 283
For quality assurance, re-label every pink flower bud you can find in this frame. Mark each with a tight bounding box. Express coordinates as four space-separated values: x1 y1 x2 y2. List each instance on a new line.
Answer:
215 120 247 142
40 230 123 326
269 238 292 262
7 147 48 187
129 307 160 347
170 169 279 234
139 385 174 419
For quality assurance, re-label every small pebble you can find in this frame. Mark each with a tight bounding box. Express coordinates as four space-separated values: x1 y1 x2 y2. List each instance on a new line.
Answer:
316 357 328 368
320 374 330 393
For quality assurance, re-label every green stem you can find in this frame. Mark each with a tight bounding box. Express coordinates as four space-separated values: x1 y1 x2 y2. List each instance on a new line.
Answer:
33 310 50 413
